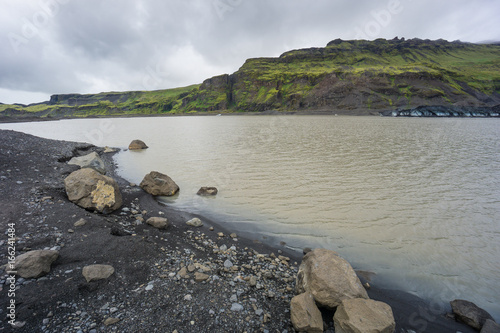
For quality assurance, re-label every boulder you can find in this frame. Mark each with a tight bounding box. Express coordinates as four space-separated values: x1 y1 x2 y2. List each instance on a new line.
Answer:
450 299 494 330
82 264 115 283
128 139 148 150
290 292 324 333
295 248 368 309
197 187 218 196
146 217 169 230
481 319 500 333
13 250 59 279
64 168 122 213
186 218 203 227
334 298 396 333
140 171 179 196
67 152 106 174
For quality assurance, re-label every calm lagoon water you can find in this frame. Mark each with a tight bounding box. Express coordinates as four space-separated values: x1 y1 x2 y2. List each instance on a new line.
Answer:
2 115 499 320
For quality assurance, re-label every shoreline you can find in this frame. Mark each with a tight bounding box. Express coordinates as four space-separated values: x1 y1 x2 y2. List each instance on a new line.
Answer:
0 129 478 332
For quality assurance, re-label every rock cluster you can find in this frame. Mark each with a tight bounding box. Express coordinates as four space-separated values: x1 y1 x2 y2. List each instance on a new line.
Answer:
291 248 395 333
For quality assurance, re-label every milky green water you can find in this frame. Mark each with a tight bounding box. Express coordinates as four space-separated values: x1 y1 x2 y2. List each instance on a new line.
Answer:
2 115 499 320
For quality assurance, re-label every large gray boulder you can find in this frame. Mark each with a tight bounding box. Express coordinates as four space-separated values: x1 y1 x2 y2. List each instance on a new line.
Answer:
13 250 59 279
450 299 494 330
334 298 396 333
295 248 368 309
64 168 122 213
290 292 323 333
68 152 106 174
140 171 179 196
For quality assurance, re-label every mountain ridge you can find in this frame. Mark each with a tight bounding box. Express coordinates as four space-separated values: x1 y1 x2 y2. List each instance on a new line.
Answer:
2 38 500 119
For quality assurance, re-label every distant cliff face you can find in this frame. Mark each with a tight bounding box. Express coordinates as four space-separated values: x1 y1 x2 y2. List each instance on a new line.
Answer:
2 38 499 119
178 38 500 114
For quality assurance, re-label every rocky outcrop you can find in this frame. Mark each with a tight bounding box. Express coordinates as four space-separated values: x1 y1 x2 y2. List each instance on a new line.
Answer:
295 248 368 309
290 292 323 333
334 298 396 333
140 171 179 196
68 152 106 174
64 168 122 213
450 299 494 330
146 217 169 230
82 264 115 283
128 139 148 150
13 250 59 279
197 187 218 196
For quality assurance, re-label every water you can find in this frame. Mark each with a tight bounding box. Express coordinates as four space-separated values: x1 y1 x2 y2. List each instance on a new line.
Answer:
2 115 499 320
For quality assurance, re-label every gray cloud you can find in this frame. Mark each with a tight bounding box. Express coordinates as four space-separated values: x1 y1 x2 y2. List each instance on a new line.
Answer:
1 0 499 104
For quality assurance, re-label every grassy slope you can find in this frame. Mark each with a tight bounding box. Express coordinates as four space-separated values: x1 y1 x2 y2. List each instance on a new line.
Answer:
1 39 499 118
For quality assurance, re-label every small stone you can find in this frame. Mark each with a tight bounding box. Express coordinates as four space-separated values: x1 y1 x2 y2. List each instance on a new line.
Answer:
68 229 75 233
184 294 193 301
224 259 233 268
146 217 169 230
186 218 203 227
104 317 120 326
209 227 214 231
217 232 224 237
74 218 87 227
231 303 244 312
248 275 258 287
128 139 148 150
230 233 237 238
82 264 115 283
230 294 238 302
194 272 210 282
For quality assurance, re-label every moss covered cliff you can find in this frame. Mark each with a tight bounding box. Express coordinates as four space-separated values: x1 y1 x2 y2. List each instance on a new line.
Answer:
2 38 499 119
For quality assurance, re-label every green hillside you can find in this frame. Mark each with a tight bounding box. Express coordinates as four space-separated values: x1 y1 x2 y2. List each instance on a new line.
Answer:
2 38 499 119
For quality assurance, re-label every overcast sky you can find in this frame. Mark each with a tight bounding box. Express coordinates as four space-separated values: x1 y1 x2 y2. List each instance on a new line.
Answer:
1 0 499 104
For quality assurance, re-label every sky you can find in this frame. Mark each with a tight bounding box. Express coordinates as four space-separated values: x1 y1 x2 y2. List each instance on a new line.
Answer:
1 0 499 105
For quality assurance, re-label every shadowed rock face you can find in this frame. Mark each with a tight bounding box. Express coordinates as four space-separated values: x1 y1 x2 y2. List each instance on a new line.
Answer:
64 168 122 213
140 171 179 196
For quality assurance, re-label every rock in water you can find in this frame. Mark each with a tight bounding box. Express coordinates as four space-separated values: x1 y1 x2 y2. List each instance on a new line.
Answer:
13 250 59 279
197 187 218 196
290 292 323 333
334 298 396 333
128 139 148 150
295 248 368 309
64 168 122 213
82 264 115 283
67 152 106 174
140 171 179 196
146 217 170 230
450 299 494 330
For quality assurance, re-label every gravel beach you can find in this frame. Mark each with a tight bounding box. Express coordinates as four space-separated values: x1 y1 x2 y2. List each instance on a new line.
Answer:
0 129 477 332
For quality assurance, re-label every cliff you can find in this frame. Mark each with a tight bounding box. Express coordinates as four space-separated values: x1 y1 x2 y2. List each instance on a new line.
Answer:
2 38 500 119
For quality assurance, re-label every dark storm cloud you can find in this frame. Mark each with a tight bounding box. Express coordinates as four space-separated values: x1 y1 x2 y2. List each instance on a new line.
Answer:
1 0 499 104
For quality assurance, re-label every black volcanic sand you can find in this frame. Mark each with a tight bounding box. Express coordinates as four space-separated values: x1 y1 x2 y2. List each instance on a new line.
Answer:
0 129 476 332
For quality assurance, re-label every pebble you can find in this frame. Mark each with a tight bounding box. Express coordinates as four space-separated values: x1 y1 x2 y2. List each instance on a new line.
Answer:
224 259 233 268
184 294 193 301
231 303 244 312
